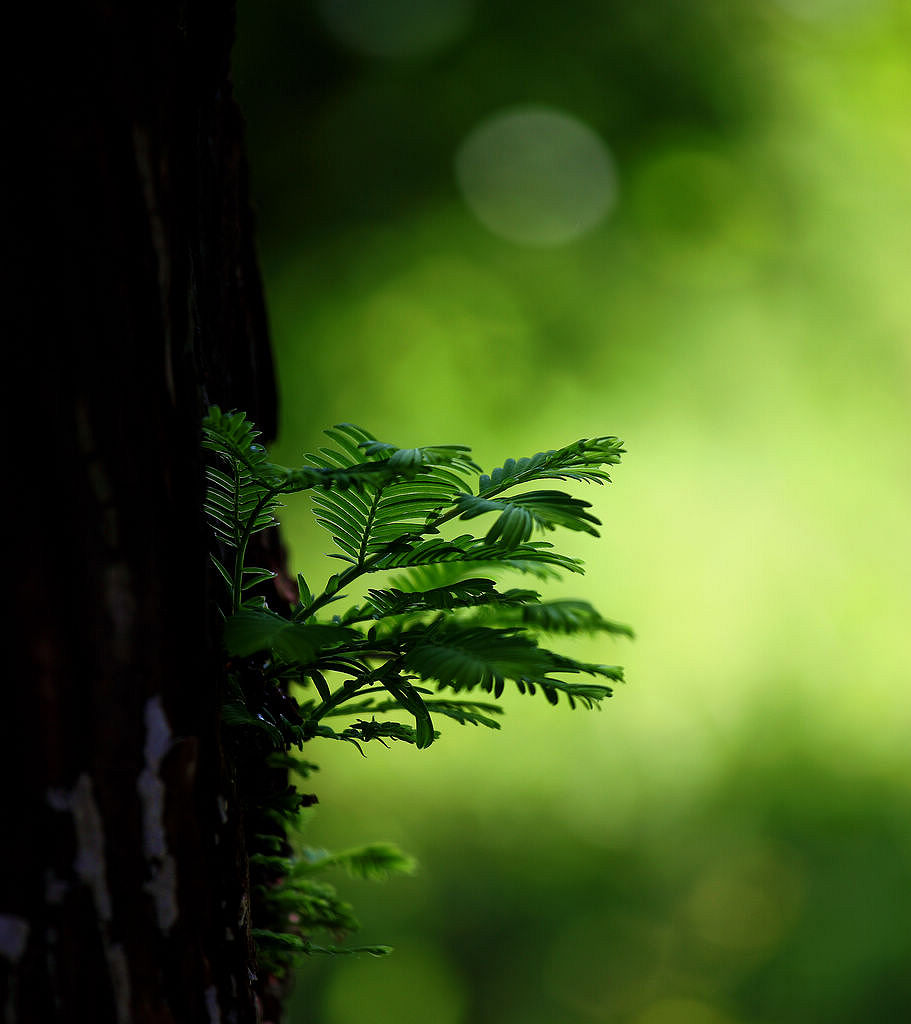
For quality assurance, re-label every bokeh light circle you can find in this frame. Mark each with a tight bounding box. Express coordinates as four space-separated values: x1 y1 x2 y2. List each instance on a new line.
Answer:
454 105 618 246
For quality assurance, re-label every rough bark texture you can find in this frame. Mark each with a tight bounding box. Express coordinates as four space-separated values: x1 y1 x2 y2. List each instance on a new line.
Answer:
5 2 277 1020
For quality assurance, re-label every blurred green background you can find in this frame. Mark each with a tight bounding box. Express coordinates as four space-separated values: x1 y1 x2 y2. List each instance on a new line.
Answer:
233 1 911 1021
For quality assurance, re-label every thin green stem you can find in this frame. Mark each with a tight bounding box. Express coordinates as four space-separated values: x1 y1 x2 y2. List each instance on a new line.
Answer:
356 486 384 567
233 477 281 614
298 550 388 620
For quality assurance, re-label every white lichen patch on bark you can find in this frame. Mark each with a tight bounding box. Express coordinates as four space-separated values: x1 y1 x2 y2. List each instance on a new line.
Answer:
138 695 179 932
47 774 113 921
46 774 132 1023
204 984 223 1024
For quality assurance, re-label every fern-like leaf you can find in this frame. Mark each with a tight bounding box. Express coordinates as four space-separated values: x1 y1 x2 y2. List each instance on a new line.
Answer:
256 877 360 933
307 424 477 567
359 437 481 476
297 842 417 881
520 600 635 637
398 621 619 706
345 696 505 729
454 490 601 546
224 607 359 662
384 558 566 595
203 454 283 551
372 534 585 575
202 406 273 476
477 436 625 493
417 699 504 729
204 406 394 494
343 578 538 623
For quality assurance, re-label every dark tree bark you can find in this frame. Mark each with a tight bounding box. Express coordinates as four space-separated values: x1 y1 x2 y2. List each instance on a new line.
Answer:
5 2 280 1020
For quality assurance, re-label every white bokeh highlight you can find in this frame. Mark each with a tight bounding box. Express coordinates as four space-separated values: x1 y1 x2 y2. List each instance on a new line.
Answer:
455 106 618 246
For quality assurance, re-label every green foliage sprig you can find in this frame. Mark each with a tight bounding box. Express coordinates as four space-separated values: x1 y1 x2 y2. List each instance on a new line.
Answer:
202 406 631 974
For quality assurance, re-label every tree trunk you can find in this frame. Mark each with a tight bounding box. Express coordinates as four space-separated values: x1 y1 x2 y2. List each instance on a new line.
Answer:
5 2 279 1020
